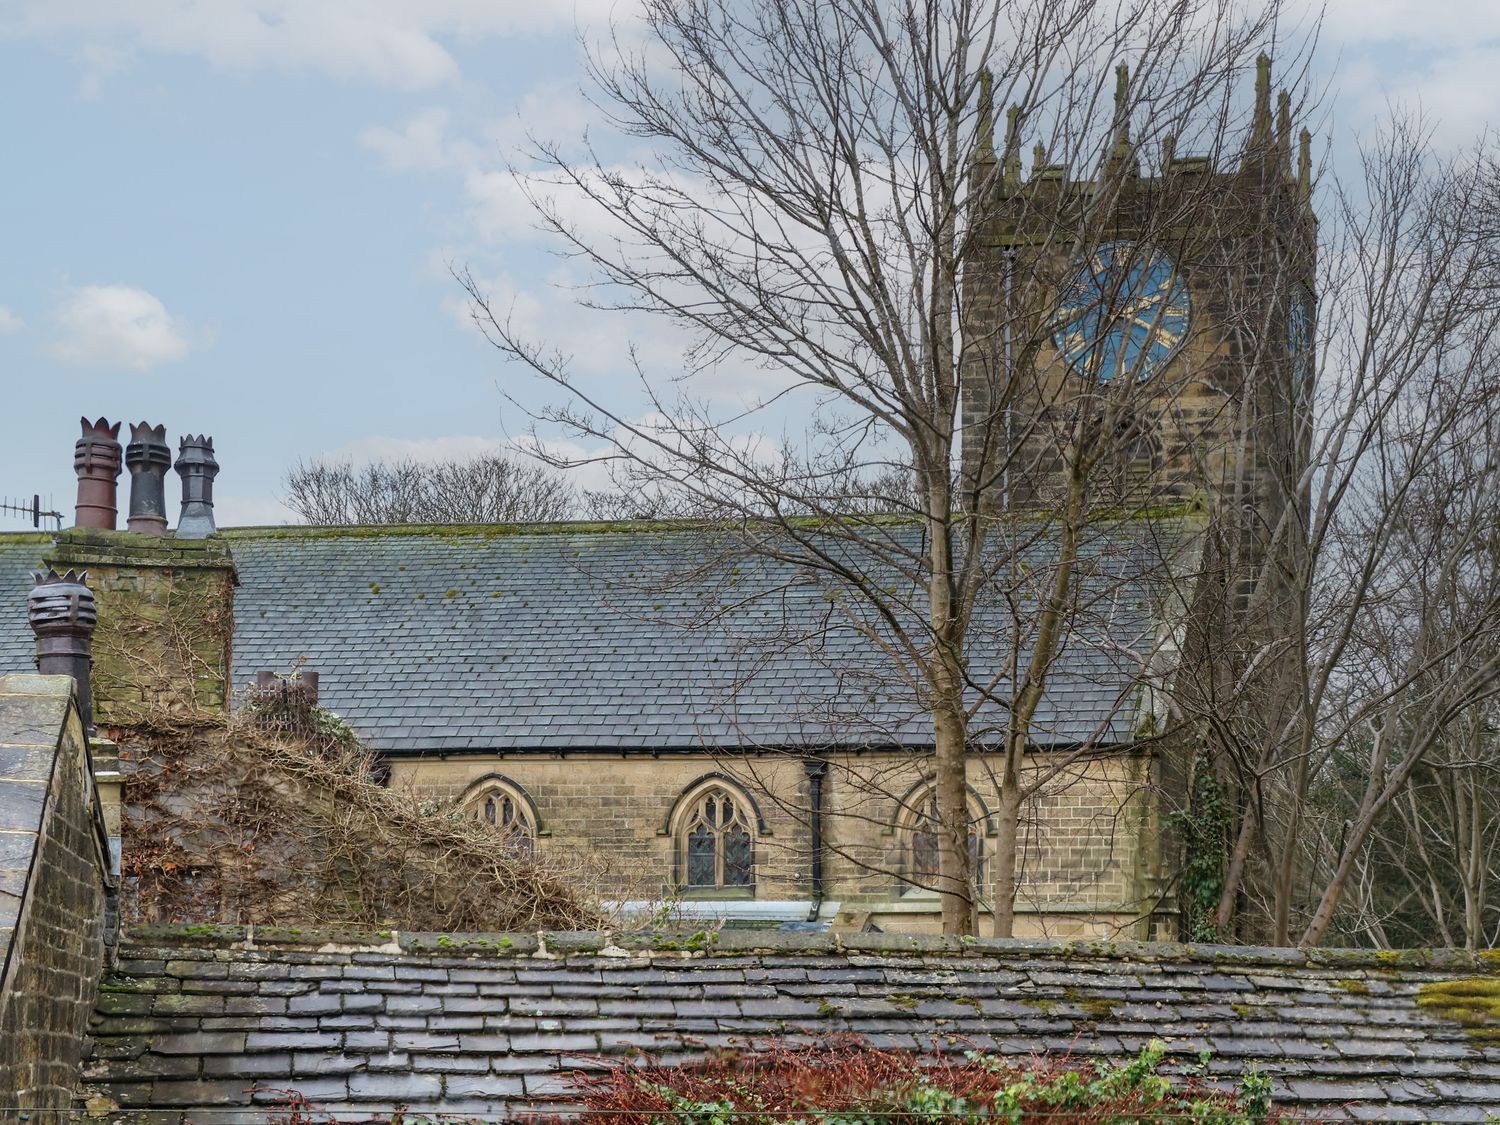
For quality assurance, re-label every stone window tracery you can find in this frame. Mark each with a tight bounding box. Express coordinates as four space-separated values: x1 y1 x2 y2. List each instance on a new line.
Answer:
464 781 536 858
678 785 754 889
902 788 985 894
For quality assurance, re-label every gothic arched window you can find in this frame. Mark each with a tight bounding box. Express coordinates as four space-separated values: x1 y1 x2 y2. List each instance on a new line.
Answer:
463 780 536 858
902 788 985 894
678 785 755 890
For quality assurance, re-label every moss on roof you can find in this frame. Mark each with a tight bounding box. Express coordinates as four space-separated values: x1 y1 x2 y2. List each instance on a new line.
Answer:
217 502 1204 542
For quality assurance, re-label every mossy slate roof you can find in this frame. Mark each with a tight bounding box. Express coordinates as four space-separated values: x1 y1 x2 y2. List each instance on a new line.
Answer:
0 523 1172 754
83 927 1500 1121
0 538 46 676
223 523 1167 753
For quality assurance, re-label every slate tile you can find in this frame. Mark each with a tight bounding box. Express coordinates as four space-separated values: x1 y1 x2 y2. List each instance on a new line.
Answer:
346 1072 441 1102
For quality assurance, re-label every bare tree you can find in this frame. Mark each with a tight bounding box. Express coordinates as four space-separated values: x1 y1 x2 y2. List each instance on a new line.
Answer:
1167 120 1500 946
283 454 575 525
461 0 1300 935
1339 703 1500 950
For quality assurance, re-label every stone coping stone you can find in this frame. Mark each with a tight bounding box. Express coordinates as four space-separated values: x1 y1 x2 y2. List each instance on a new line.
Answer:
118 923 1500 972
47 531 235 570
0 673 75 699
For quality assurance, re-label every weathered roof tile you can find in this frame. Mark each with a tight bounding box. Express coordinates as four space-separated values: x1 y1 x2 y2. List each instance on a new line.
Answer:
254 523 1170 751
83 929 1500 1121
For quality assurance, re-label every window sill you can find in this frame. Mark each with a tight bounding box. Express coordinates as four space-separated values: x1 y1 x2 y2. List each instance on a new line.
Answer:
897 887 992 907
677 886 756 900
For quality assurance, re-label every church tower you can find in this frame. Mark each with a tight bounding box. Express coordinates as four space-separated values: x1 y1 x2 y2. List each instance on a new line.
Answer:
960 56 1316 544
959 57 1317 942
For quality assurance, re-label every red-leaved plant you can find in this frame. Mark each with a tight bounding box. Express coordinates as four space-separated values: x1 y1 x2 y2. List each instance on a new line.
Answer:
264 1037 1322 1123
545 1036 1308 1124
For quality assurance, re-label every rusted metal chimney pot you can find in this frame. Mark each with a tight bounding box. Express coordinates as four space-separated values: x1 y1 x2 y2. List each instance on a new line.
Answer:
28 568 98 736
74 417 122 530
249 668 321 733
125 421 171 536
174 434 219 538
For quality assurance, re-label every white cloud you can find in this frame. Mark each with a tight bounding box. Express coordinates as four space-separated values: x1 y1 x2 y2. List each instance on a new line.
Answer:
1318 0 1500 49
360 108 482 172
50 284 201 372
1342 46 1500 149
6 0 619 91
314 431 665 498
0 306 22 334
449 265 705 388
73 41 131 99
1293 0 1500 145
214 494 299 527
322 433 514 465
361 83 594 176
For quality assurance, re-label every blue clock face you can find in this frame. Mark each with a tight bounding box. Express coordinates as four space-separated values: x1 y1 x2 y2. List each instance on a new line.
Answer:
1052 241 1191 384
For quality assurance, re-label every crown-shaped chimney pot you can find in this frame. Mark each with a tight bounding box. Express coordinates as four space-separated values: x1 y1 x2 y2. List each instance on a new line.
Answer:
73 416 123 530
174 434 219 538
28 568 98 735
125 421 172 536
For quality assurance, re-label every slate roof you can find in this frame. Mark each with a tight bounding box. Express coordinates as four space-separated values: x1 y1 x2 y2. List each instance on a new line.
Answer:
84 926 1500 1121
0 522 1177 755
0 536 49 676
223 522 1170 754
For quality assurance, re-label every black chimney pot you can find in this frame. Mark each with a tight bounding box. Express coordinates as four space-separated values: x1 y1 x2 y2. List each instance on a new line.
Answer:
174 434 218 538
28 568 98 736
125 421 171 536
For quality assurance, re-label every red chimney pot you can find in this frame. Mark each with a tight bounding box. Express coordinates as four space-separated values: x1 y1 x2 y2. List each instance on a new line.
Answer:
74 416 123 530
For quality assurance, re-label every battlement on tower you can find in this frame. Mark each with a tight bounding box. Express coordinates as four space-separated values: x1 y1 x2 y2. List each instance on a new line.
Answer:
959 54 1316 525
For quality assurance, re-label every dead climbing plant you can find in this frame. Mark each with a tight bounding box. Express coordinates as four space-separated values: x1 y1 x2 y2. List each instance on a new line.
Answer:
120 708 604 931
95 569 605 931
90 566 233 725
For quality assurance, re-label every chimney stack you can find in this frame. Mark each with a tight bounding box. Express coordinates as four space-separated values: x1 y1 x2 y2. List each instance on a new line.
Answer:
254 668 319 706
174 434 219 538
28 568 98 736
73 417 122 530
124 421 171 536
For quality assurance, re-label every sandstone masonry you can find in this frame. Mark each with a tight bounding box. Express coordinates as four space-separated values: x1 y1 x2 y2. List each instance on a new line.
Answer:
0 674 116 1118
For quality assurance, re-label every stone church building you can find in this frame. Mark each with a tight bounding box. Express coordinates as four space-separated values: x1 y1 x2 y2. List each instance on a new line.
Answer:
0 61 1312 940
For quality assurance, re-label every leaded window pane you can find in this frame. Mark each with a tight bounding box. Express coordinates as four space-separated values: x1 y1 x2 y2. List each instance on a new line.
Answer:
912 826 939 879
906 790 983 891
471 787 535 858
687 825 717 886
723 823 753 886
681 787 755 889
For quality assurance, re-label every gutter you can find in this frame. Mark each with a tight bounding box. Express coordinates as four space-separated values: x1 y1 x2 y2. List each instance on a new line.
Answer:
804 757 828 922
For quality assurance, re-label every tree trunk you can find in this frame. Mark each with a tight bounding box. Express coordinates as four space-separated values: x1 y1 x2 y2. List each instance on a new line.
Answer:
925 453 974 934
1215 797 1257 935
1271 753 1309 946
933 689 975 934
990 452 1091 937
990 757 1024 936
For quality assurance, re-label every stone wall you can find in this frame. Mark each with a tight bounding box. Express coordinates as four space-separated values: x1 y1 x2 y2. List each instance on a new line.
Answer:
961 133 1314 524
0 673 116 1116
83 924 1500 1122
392 748 1156 937
45 529 237 726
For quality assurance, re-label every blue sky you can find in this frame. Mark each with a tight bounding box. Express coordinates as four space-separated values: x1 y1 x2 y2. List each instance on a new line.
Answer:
0 0 1494 528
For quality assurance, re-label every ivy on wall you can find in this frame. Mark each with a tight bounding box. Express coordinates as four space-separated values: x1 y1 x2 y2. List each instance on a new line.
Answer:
1169 748 1229 943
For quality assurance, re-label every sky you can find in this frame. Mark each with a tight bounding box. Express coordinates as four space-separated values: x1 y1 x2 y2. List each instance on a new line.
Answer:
0 0 1496 529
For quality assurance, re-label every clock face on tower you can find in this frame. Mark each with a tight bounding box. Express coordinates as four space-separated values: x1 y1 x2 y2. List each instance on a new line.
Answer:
1052 241 1191 384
